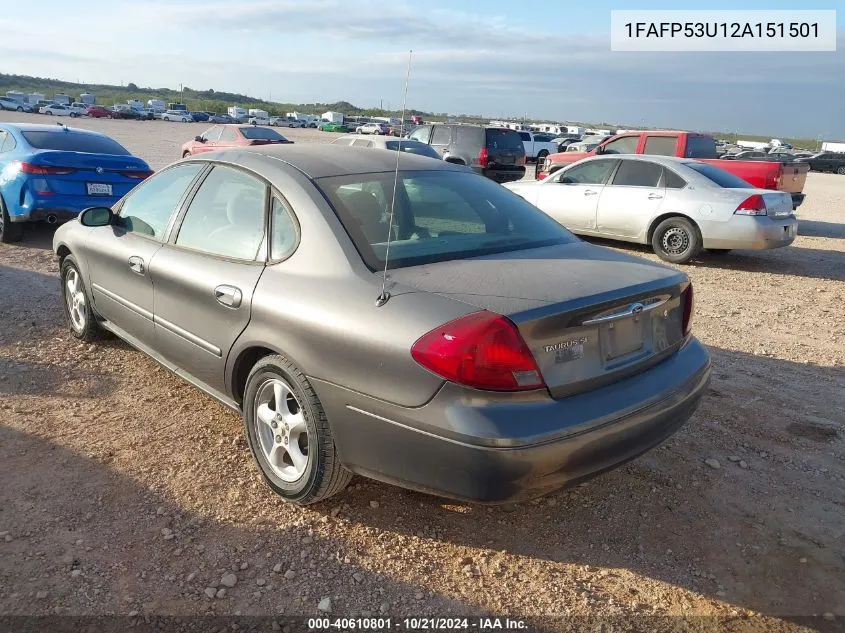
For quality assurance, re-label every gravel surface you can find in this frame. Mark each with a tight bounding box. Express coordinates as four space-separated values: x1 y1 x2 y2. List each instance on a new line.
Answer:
0 113 843 630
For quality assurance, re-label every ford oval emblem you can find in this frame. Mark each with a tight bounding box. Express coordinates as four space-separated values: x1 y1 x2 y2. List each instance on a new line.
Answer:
96 167 104 174
631 303 644 315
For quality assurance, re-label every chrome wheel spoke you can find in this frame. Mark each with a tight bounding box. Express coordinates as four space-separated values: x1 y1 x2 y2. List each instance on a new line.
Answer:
256 402 276 428
286 441 308 474
254 377 310 482
287 412 306 436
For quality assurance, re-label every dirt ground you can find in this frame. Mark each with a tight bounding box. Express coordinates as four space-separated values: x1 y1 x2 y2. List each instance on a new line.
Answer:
0 113 843 632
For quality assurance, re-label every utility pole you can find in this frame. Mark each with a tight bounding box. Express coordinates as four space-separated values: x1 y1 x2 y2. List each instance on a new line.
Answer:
180 83 183 104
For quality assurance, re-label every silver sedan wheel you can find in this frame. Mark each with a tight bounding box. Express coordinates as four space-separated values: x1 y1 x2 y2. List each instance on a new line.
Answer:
65 269 87 331
661 227 690 256
254 378 310 482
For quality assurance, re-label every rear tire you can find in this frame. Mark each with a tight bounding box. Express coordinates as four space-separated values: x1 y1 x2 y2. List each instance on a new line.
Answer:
651 216 701 264
243 354 352 505
0 196 24 243
837 166 845 175
182 151 191 158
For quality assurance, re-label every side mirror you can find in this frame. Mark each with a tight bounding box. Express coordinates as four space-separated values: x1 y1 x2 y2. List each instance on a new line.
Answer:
559 176 575 184
195 136 205 142
79 207 114 227
594 146 604 155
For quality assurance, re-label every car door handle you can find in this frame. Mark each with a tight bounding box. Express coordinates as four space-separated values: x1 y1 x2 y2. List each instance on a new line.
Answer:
648 193 664 200
214 285 242 308
128 256 145 275
584 189 598 196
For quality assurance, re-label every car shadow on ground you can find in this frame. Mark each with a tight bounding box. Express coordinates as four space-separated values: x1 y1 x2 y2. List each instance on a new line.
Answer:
579 237 845 282
0 358 114 398
13 222 57 251
798 220 845 240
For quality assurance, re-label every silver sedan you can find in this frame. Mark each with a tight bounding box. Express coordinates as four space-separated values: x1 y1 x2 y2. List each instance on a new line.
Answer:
506 155 797 263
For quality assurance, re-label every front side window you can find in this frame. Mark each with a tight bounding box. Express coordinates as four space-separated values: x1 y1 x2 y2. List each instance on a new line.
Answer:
611 160 663 187
117 163 204 239
316 170 576 271
559 159 618 185
219 127 237 143
202 126 223 142
175 165 266 260
601 135 639 155
408 126 432 143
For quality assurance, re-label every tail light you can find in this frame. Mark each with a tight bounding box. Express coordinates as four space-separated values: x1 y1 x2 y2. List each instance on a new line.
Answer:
477 147 489 168
411 311 545 392
681 283 694 337
734 194 767 216
15 161 76 175
119 170 154 179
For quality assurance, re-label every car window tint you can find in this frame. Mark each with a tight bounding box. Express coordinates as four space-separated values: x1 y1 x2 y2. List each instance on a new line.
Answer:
316 170 576 271
684 136 717 159
219 127 237 142
430 126 451 145
559 159 617 185
270 196 298 260
20 131 130 155
664 168 687 189
486 129 524 150
643 136 677 156
518 132 530 141
0 131 8 153
175 166 266 260
601 136 639 155
203 126 223 142
117 163 204 239
408 126 431 143
687 162 754 189
352 139 372 147
240 127 285 141
611 160 663 187
384 140 441 159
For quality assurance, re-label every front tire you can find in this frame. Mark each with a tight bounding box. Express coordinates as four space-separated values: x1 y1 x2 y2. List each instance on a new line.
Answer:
244 354 352 505
651 216 701 264
16 106 23 112
0 196 24 243
837 166 845 175
60 255 103 341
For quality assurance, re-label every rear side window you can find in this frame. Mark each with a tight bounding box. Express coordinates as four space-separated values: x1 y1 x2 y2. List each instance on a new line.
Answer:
643 136 677 157
175 166 267 260
408 126 432 143
430 126 451 145
684 136 717 159
687 162 754 189
664 168 687 189
384 141 441 159
518 132 530 141
486 129 523 151
21 131 130 155
202 126 223 142
611 160 663 187
455 126 482 147
0 131 14 153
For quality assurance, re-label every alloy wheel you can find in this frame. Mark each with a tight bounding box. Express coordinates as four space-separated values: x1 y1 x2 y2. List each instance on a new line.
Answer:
65 268 87 331
253 378 310 482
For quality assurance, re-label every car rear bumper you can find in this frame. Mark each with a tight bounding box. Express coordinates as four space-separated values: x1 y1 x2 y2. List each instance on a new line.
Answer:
11 194 120 223
475 165 526 184
701 215 798 250
791 192 805 209
313 338 711 503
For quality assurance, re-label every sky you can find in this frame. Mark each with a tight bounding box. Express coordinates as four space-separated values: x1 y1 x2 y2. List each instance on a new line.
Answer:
1 0 842 138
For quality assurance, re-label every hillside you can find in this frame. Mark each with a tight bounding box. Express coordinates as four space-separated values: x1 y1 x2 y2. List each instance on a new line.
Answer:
0 73 816 148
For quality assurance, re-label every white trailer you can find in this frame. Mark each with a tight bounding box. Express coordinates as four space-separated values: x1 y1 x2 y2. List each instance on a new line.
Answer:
80 92 96 105
822 141 845 153
736 140 771 150
5 91 26 103
127 99 144 111
27 93 45 106
147 99 165 112
322 111 344 123
248 108 269 119
53 93 71 105
228 106 248 121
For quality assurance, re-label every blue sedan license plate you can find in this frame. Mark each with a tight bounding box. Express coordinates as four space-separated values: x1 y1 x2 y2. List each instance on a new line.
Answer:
87 182 112 196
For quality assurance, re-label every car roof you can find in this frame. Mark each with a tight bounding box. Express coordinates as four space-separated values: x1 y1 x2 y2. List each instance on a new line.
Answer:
208 144 466 179
577 154 698 168
0 123 105 135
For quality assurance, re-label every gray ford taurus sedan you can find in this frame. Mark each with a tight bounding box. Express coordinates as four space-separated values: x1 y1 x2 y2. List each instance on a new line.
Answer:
53 145 711 505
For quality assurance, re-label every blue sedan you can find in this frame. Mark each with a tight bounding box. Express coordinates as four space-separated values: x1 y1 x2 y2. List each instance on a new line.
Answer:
0 123 152 242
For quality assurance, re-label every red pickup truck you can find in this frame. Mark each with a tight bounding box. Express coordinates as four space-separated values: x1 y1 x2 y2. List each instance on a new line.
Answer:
538 131 809 209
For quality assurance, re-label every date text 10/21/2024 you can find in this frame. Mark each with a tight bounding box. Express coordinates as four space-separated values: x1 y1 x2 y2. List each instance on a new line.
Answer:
307 617 528 630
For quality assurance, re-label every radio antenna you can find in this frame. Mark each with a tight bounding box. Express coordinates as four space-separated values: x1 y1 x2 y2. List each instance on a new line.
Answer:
375 49 412 307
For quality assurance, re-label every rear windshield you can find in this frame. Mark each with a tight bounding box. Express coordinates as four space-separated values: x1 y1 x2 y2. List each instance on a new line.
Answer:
687 162 754 188
239 127 286 140
684 136 718 159
486 129 524 151
316 170 576 271
21 131 130 155
384 141 440 159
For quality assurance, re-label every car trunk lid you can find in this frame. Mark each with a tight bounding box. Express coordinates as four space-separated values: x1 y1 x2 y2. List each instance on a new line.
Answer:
27 151 151 197
388 242 690 398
